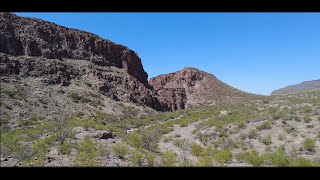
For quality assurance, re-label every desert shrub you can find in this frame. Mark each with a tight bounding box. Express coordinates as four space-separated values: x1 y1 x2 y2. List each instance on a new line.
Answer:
237 150 264 166
127 132 144 149
291 157 313 167
285 126 295 134
52 117 73 144
272 112 284 120
179 120 189 127
75 137 102 166
196 156 213 166
161 151 177 167
264 146 290 166
260 135 272 145
173 138 189 149
214 149 232 165
141 129 160 152
59 141 71 155
277 134 285 141
265 145 272 152
13 99 21 106
303 138 316 152
256 121 272 131
2 89 25 99
15 144 34 162
0 114 10 124
301 106 312 113
130 149 144 166
248 129 258 139
240 133 247 140
68 91 91 103
163 136 172 143
303 115 312 123
191 143 204 157
237 122 246 129
112 142 128 159
144 151 156 167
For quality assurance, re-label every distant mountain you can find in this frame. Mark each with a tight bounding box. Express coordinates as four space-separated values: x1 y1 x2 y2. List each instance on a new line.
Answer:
271 79 320 95
149 67 253 111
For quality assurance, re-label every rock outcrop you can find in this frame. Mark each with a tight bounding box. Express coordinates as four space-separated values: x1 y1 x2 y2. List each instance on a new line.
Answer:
271 79 320 95
0 12 166 111
149 67 252 111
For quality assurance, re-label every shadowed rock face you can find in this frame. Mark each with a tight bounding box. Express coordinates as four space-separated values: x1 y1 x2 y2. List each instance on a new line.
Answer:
271 79 320 95
149 67 251 111
0 12 147 85
0 12 167 111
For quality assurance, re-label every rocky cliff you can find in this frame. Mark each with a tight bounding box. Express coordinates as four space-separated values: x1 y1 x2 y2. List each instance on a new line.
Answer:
0 12 166 115
149 67 252 111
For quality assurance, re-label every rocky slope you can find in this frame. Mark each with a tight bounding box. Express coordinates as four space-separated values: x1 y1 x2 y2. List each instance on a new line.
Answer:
271 79 320 95
0 12 169 127
149 67 252 111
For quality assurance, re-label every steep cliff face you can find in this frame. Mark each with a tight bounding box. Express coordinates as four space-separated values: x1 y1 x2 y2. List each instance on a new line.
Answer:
0 12 166 112
0 12 147 85
149 67 251 111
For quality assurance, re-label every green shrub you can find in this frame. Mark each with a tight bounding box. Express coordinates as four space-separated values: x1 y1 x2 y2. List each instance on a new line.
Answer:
285 126 295 134
214 149 232 165
237 150 264 166
265 145 272 152
237 122 246 129
141 129 160 152
161 151 177 167
130 149 144 166
196 156 213 166
256 121 272 131
272 112 283 120
301 106 312 113
112 142 128 159
59 141 71 155
264 147 290 166
144 151 156 167
0 114 10 124
248 129 258 139
68 91 91 103
291 157 313 167
53 117 73 144
191 143 204 157
127 133 144 149
75 137 102 166
13 99 21 106
303 115 312 123
163 136 172 143
15 144 34 162
303 138 316 152
260 135 272 145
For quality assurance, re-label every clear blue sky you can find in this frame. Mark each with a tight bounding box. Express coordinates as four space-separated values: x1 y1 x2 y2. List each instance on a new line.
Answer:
15 13 320 95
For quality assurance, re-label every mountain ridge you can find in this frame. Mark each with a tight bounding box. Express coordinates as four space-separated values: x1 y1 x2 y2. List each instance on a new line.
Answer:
271 79 320 95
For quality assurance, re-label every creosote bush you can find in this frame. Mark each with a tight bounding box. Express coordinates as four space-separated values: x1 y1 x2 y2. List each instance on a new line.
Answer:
112 142 128 159
303 138 316 152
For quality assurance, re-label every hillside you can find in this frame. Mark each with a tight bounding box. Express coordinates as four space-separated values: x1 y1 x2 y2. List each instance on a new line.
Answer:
271 79 320 95
149 67 254 111
0 12 171 127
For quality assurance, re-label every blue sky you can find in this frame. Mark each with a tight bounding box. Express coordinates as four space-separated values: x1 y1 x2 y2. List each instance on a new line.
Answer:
15 13 320 95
